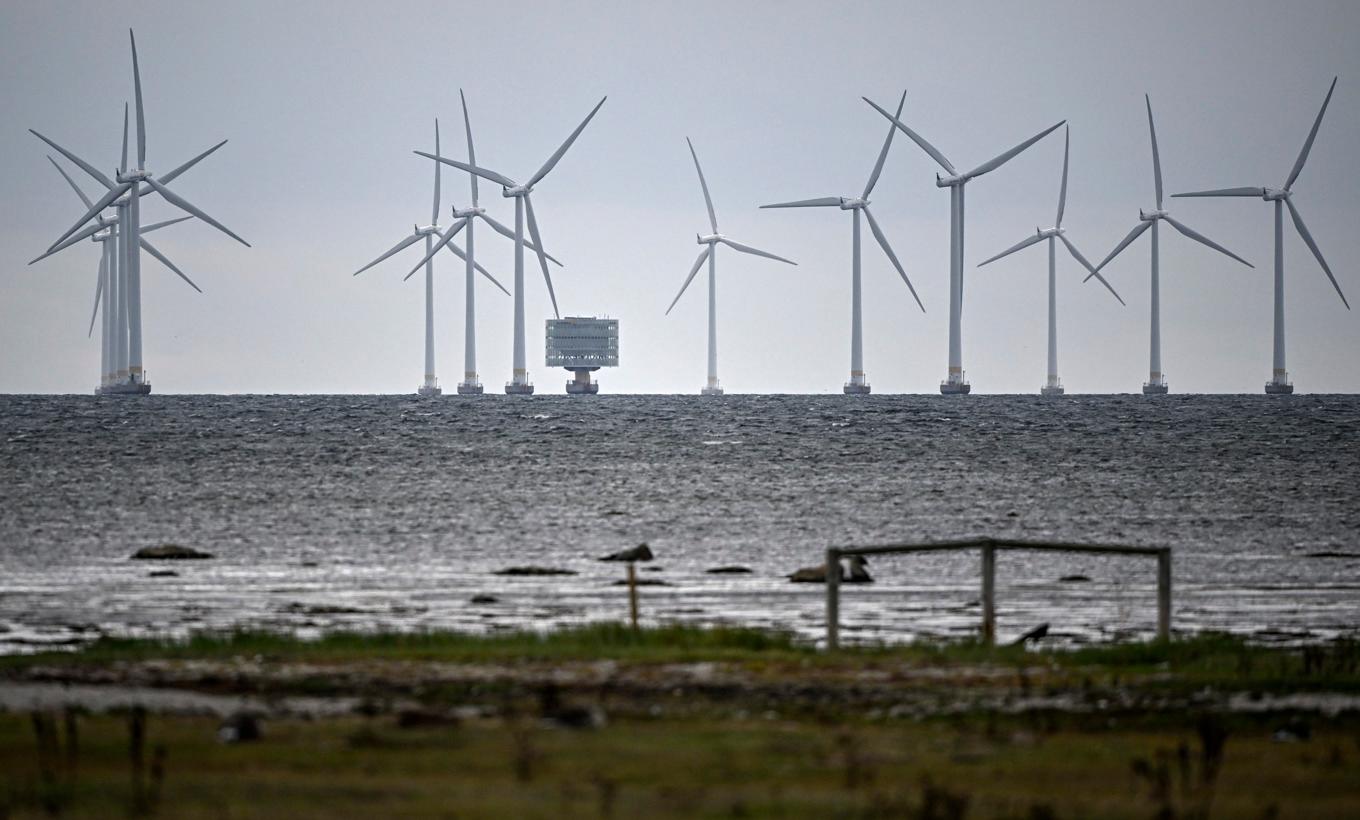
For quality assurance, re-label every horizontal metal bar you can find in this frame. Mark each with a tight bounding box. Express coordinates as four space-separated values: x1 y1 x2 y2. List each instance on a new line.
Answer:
831 539 1168 559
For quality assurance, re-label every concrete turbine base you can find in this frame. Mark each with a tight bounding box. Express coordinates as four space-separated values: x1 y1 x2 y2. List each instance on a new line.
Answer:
98 381 152 396
843 383 871 395
700 386 724 396
505 383 535 395
457 382 484 395
417 385 442 397
1265 382 1294 395
1040 385 1065 397
939 382 971 395
1142 382 1169 395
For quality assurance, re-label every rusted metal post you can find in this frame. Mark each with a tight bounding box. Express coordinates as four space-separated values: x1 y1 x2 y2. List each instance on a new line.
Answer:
981 544 996 646
1156 548 1172 641
825 548 840 650
627 562 639 630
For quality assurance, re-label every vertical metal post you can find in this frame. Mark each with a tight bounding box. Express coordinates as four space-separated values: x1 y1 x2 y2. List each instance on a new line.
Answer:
1157 549 1172 641
981 544 996 646
825 548 840 651
627 562 639 630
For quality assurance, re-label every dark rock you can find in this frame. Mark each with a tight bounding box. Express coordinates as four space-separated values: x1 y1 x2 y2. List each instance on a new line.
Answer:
789 555 871 584
470 594 499 604
148 570 179 578
545 704 607 730
611 578 671 587
1059 574 1092 583
1305 551 1360 559
599 544 654 562
283 602 366 615
217 712 261 744
642 565 664 572
131 544 213 560
494 566 579 577
600 510 627 517
706 566 753 574
1010 623 1050 646
396 709 460 729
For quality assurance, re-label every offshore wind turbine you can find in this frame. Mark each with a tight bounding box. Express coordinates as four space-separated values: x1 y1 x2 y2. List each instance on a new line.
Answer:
38 150 194 390
1173 78 1348 394
416 97 607 395
1091 95 1253 395
977 126 1125 396
761 91 924 395
401 92 558 395
353 118 507 396
668 138 797 396
31 28 245 394
865 96 1064 394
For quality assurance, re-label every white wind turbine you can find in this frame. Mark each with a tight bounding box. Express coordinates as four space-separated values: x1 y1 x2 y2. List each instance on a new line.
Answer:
353 118 508 397
416 97 607 395
1173 78 1348 395
32 28 246 394
761 91 924 395
400 92 561 395
865 96 1064 394
668 138 797 396
977 126 1125 396
38 148 194 391
1091 95 1253 395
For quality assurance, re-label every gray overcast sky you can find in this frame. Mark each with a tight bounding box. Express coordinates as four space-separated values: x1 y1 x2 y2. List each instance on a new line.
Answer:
2 0 1358 394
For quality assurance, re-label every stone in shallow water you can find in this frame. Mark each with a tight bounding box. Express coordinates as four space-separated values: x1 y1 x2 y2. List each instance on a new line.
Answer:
706 566 753 574
599 544 653 562
131 544 213 560
148 570 179 578
494 567 579 577
471 594 499 604
1059 574 1092 583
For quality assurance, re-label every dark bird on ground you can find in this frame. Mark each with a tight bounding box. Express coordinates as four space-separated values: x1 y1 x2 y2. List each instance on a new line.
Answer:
788 555 872 584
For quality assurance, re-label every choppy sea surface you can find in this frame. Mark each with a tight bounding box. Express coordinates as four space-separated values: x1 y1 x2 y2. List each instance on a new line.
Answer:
1 394 1357 654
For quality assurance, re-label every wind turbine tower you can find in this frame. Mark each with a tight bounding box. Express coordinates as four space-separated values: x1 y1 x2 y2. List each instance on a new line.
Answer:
668 139 797 396
1092 96 1254 395
977 126 1125 395
417 97 607 395
762 91 924 395
866 97 1064 394
1173 78 1349 394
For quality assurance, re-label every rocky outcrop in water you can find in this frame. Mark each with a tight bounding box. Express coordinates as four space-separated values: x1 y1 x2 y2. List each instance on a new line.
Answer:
494 567 579 577
131 545 213 560
600 544 653 562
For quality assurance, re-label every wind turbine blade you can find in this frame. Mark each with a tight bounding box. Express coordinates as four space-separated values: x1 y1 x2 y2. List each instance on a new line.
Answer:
47 156 95 210
29 130 115 189
140 215 193 235
759 197 842 209
1056 125 1069 228
1058 233 1124 305
977 232 1044 267
1090 220 1151 277
130 30 146 167
864 206 924 312
1286 77 1337 192
431 118 441 225
120 103 129 174
460 89 478 207
89 253 106 337
965 120 1065 179
1285 197 1349 309
152 139 229 189
353 232 421 276
666 247 711 315
403 219 467 281
413 151 516 188
1171 187 1267 198
141 237 203 293
863 89 906 199
441 241 511 296
523 194 561 319
862 97 955 175
478 213 563 266
31 221 106 265
686 137 719 233
142 177 250 247
528 96 607 188
45 182 132 252
718 237 796 266
1163 215 1253 268
1145 95 1162 208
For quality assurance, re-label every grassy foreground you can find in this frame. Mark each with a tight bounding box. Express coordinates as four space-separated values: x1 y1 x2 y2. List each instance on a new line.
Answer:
2 625 1359 818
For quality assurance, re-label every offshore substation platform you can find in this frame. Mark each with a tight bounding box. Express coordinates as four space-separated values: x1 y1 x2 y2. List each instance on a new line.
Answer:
545 316 619 394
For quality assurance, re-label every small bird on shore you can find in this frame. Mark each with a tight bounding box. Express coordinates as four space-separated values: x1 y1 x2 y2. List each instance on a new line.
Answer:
788 555 872 584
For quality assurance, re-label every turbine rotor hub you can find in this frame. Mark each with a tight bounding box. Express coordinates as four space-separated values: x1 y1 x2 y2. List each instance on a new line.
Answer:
839 197 867 210
1139 209 1168 222
935 173 966 188
503 185 531 198
117 169 150 183
1263 188 1290 201
452 206 485 219
697 233 723 245
415 225 440 237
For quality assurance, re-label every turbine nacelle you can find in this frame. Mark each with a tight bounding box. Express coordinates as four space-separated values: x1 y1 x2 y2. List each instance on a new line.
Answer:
116 168 149 183
452 205 485 219
414 224 441 237
697 233 723 245
838 197 867 210
1139 208 1168 222
1038 226 1063 239
1263 188 1291 201
935 172 967 188
502 184 531 198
